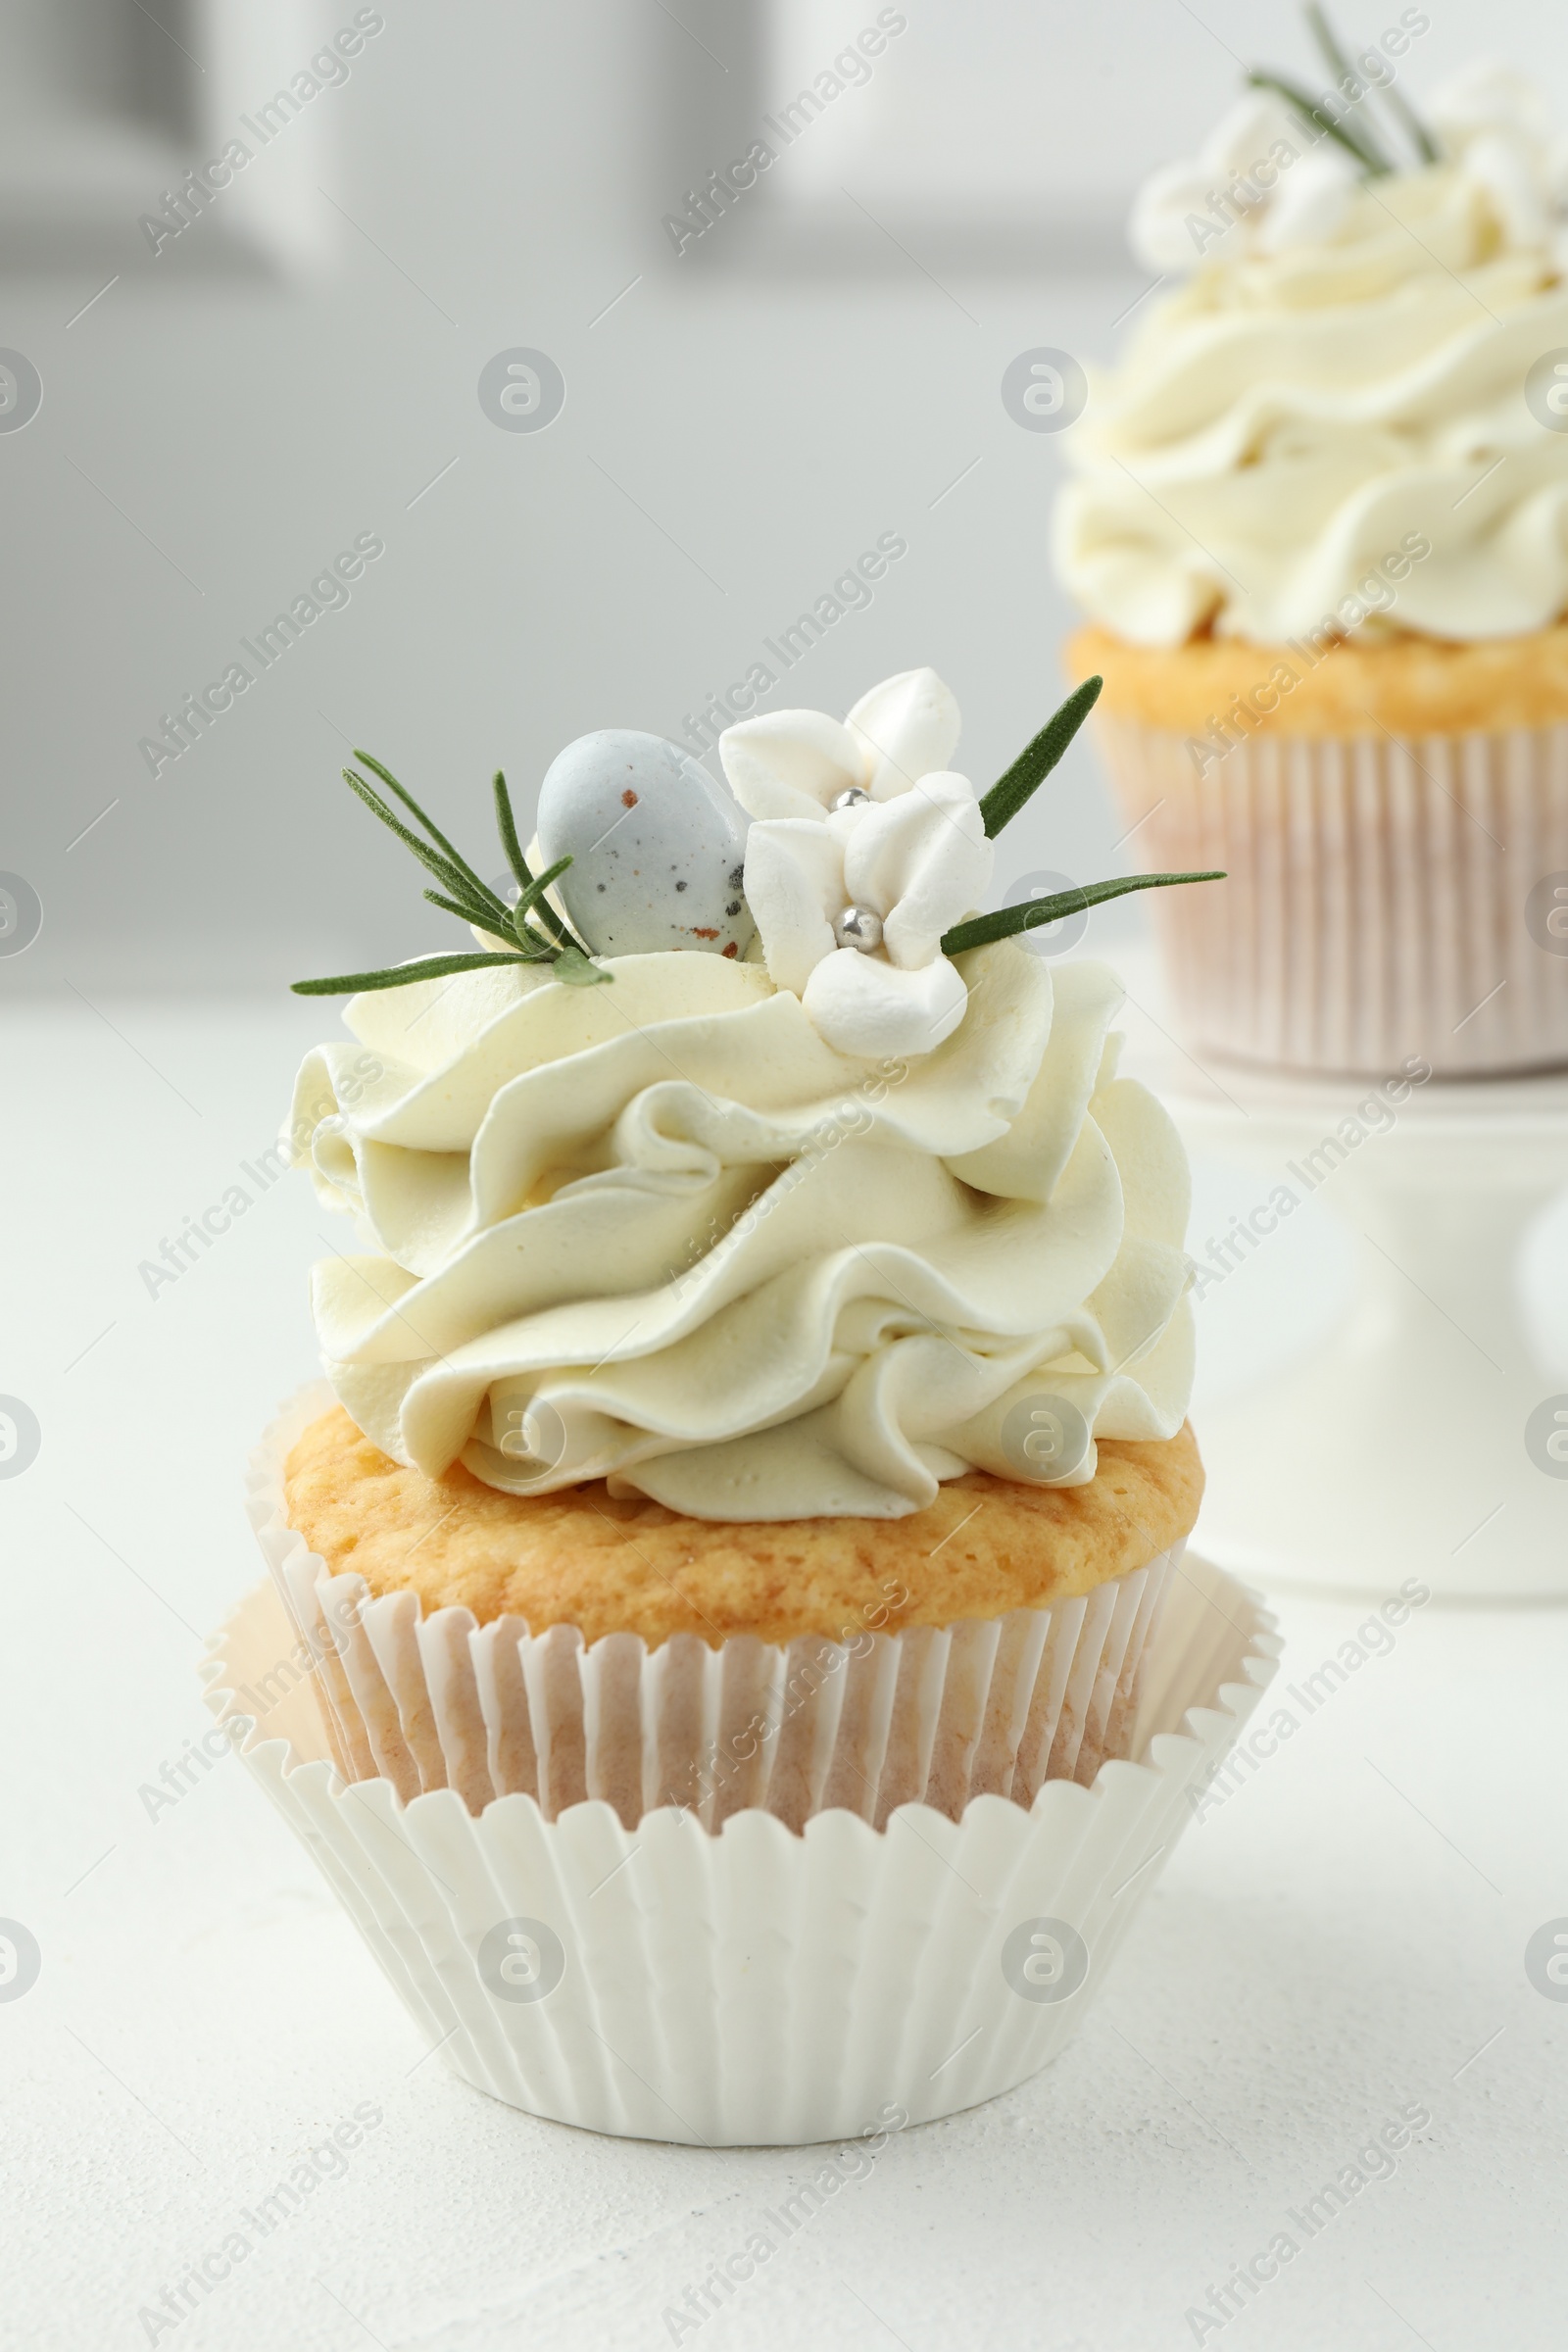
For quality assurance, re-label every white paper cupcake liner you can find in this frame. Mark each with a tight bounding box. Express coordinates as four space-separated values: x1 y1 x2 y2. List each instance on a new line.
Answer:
210 1388 1280 2144
244 1388 1180 1834
1094 713 1568 1077
202 1557 1278 2144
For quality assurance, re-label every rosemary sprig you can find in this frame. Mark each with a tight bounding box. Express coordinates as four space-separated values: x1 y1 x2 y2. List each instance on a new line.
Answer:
495 771 572 949
421 887 494 927
550 942 607 986
979 675 1102 839
1248 68 1390 173
961 679 1225 950
1249 3 1439 180
506 855 578 949
292 753 607 997
292 951 554 997
1306 4 1438 166
354 751 517 922
420 886 550 956
943 871 1225 959
1377 76 1440 169
1377 77 1439 168
339 767 506 921
1299 5 1395 171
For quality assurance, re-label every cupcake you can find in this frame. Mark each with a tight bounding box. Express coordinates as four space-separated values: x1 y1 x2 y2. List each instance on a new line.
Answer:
210 670 1277 2142
1054 55 1568 1077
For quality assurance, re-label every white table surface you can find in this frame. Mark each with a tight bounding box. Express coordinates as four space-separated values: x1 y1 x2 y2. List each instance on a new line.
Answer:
5 994 1568 2352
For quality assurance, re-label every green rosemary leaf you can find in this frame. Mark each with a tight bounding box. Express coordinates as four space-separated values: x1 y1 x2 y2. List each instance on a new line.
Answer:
978 677 1102 841
421 884 505 929
494 770 574 949
549 943 612 988
420 888 556 957
1303 4 1359 96
1379 75 1440 168
342 768 497 909
1247 70 1390 174
942 870 1226 957
356 750 510 919
510 856 576 953
291 952 539 997
313 743 607 994
492 768 532 891
1301 7 1403 172
1340 18 1438 172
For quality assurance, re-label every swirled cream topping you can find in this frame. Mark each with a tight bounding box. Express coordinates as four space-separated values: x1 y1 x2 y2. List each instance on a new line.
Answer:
286 676 1195 1521
1054 66 1568 646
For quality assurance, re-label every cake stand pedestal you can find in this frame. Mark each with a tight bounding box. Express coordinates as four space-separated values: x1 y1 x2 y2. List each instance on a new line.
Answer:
1158 1063 1568 1600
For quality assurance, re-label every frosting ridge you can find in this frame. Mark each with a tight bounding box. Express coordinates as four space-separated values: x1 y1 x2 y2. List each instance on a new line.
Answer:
287 677 1196 1518
1056 67 1568 647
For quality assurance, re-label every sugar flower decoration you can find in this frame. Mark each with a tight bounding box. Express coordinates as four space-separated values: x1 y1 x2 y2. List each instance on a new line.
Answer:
288 668 1222 1015
720 670 993 1058
1130 89 1360 270
1426 59 1568 257
1130 12 1568 278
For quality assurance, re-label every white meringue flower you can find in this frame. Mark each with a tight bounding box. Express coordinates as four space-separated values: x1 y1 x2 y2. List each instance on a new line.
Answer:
721 671 994 1060
1256 141 1362 252
1460 129 1552 247
721 665 960 820
1129 91 1358 272
1425 64 1564 252
1427 58 1552 154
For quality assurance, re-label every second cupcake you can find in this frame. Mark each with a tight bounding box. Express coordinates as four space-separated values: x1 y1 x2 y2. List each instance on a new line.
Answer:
1054 59 1568 1077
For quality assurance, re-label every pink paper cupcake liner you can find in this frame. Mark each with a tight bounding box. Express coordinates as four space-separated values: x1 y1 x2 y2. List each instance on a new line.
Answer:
1095 714 1568 1077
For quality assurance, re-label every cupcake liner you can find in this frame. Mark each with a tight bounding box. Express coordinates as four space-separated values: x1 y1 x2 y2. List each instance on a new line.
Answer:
245 1388 1179 1835
202 1554 1279 2144
1094 713 1568 1077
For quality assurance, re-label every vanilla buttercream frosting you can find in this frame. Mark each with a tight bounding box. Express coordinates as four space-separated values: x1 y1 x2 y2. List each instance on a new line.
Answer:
286 676 1195 1521
1054 65 1568 647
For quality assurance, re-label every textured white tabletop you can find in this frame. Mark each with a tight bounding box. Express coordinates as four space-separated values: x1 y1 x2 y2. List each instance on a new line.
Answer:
5 998 1568 2352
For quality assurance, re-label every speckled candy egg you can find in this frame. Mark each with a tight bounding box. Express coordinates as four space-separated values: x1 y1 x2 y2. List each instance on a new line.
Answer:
535 730 755 959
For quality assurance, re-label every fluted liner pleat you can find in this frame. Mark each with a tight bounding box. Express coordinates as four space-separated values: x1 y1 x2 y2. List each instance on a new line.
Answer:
1096 715 1568 1076
243 1390 1179 1837
203 1559 1280 2143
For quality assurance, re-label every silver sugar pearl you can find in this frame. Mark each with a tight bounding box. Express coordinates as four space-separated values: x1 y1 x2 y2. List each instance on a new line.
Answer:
830 786 871 812
833 903 884 953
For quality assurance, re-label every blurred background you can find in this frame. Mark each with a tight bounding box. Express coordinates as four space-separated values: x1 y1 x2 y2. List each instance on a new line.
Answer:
2 0 1563 999
6 0 1568 1416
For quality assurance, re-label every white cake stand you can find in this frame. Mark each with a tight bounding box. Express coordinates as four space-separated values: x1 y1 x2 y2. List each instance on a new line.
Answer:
1152 1053 1568 1600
